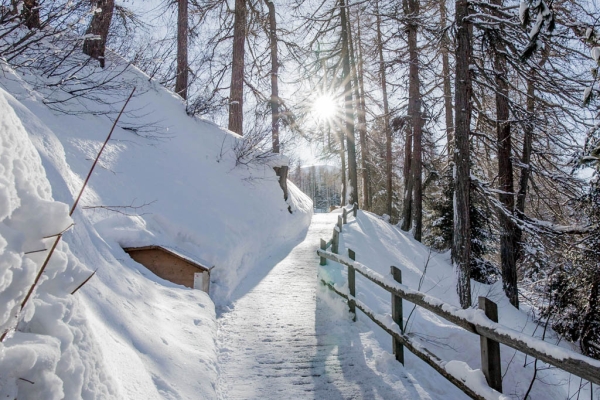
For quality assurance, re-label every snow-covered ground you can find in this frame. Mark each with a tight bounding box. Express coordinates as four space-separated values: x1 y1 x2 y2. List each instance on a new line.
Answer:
0 52 312 399
321 209 599 400
1 29 597 400
218 213 435 399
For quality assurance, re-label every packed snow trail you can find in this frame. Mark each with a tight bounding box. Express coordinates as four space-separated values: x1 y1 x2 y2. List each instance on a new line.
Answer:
217 213 431 399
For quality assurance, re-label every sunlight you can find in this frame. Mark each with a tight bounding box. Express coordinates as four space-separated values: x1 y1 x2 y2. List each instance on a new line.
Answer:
313 94 338 120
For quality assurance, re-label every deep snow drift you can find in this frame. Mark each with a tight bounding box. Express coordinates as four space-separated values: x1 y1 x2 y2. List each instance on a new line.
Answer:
0 54 312 399
320 210 599 400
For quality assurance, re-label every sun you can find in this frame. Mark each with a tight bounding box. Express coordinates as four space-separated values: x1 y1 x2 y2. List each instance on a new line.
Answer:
313 94 338 120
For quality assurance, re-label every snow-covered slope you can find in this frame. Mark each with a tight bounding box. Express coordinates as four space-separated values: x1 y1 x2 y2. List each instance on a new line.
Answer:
0 55 312 399
321 210 598 400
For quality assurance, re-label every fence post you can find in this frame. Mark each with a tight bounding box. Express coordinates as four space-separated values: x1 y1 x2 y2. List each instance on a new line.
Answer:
320 239 326 266
337 215 343 232
479 297 502 393
332 228 339 254
353 202 358 217
348 249 356 322
391 266 404 364
343 208 348 224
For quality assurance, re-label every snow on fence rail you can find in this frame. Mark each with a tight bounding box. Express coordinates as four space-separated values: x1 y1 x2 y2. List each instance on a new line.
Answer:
317 205 600 400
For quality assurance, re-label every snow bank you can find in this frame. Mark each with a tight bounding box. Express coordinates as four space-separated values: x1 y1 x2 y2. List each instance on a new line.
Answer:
0 49 310 398
0 88 117 399
322 210 598 400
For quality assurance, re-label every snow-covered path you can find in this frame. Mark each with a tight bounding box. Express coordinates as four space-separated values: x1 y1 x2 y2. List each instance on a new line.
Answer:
216 213 429 399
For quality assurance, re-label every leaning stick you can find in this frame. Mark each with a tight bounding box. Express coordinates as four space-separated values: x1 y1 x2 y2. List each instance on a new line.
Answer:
0 87 136 342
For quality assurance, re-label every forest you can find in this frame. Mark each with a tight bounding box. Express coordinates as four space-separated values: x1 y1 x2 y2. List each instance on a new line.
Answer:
1 0 599 363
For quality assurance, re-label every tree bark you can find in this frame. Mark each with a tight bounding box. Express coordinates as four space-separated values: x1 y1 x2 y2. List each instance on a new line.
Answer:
175 0 188 100
83 0 115 68
516 78 534 219
407 0 423 241
339 127 347 206
265 0 280 153
453 0 472 309
228 0 246 135
375 0 393 219
401 123 413 231
492 0 518 308
348 9 370 211
400 0 422 238
439 0 454 160
339 0 358 206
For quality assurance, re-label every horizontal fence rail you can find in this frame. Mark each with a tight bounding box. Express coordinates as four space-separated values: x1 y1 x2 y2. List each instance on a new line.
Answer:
317 204 600 399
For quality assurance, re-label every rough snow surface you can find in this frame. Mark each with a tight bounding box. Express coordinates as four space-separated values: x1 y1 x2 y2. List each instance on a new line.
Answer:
0 49 311 398
0 88 115 399
217 214 434 399
321 210 599 399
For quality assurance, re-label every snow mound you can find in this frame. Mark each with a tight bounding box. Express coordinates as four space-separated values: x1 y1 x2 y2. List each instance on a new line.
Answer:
0 48 311 398
0 88 116 399
322 210 597 400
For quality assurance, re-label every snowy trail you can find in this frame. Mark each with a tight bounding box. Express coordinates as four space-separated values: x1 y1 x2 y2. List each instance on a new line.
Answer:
216 213 429 399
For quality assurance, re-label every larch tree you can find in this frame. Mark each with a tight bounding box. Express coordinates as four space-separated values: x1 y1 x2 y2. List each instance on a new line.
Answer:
453 0 473 309
348 7 370 210
175 0 188 100
490 0 519 308
375 0 393 219
400 0 423 242
339 0 358 206
264 0 280 154
229 0 247 135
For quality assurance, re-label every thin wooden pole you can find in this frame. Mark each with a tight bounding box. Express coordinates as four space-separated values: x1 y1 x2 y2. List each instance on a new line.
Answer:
353 202 358 217
320 238 327 265
479 297 502 392
338 215 343 232
348 248 356 321
343 208 348 224
0 88 136 343
391 265 404 364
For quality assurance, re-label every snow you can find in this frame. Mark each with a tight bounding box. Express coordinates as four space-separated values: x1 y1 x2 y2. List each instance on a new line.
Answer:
320 209 600 399
518 1 528 25
444 361 509 400
218 214 435 399
591 47 600 63
0 88 108 399
0 47 311 398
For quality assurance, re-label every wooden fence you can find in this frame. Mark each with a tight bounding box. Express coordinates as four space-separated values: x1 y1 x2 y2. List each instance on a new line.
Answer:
318 205 600 400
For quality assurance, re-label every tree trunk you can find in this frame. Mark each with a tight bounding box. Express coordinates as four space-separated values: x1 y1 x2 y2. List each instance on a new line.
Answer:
265 0 280 153
439 0 454 160
401 0 422 236
175 0 188 100
83 0 115 68
492 0 518 308
406 0 423 241
339 127 347 206
349 9 370 211
228 0 246 135
339 0 358 206
453 0 472 309
401 124 413 231
515 51 547 258
375 0 393 219
516 78 534 219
